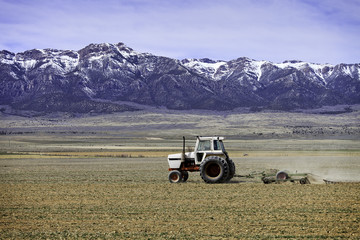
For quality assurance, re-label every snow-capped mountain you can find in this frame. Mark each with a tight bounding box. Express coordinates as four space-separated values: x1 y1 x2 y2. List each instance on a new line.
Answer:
0 42 359 113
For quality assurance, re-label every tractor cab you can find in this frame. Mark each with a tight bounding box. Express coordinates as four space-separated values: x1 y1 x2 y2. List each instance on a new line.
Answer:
194 136 228 164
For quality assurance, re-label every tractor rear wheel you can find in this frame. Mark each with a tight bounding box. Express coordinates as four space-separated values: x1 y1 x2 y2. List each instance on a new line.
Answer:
226 158 236 182
200 156 229 183
168 170 182 183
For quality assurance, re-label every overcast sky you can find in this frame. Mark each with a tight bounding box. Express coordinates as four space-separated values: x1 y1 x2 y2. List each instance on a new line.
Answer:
0 0 359 64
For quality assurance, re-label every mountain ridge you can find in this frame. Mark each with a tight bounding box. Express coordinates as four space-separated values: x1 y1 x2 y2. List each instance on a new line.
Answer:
1 42 359 114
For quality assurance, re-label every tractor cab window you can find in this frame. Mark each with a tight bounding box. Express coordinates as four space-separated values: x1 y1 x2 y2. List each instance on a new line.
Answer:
214 140 226 152
214 140 221 150
197 140 211 151
220 141 226 152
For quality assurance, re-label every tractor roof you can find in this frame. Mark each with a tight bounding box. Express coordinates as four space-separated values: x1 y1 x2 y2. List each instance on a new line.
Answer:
197 136 225 141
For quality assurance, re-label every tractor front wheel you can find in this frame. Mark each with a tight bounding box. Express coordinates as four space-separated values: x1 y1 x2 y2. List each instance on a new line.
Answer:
168 170 182 183
182 171 189 182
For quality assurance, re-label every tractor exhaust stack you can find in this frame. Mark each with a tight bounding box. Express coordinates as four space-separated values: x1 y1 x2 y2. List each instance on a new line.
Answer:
181 136 185 161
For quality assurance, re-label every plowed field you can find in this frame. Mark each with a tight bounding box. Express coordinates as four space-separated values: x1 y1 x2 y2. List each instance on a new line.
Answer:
1 157 359 239
1 110 359 238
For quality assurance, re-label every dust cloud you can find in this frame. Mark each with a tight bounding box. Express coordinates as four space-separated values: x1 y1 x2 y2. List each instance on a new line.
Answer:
237 155 360 184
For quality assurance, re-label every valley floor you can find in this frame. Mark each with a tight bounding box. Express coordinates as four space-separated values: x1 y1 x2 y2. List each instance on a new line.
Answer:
0 110 359 239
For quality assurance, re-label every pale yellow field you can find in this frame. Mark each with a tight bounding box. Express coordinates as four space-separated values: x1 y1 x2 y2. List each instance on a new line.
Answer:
1 156 360 239
0 110 359 239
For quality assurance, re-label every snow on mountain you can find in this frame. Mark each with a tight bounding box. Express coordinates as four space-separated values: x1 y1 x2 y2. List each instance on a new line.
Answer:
181 58 227 80
181 57 338 84
273 60 335 84
0 42 359 113
248 60 267 81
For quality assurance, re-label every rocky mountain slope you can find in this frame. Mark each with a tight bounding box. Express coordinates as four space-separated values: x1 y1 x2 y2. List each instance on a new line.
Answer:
1 42 359 113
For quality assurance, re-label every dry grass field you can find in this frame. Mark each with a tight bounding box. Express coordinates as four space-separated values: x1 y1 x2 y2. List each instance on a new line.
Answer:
1 109 359 239
1 157 360 239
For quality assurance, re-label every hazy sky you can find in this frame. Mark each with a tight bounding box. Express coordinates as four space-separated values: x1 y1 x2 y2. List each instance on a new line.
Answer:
0 0 359 64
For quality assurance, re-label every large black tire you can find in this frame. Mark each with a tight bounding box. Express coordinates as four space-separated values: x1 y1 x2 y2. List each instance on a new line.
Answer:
226 158 236 182
182 171 189 182
300 177 310 184
276 170 289 180
200 156 229 183
168 170 182 183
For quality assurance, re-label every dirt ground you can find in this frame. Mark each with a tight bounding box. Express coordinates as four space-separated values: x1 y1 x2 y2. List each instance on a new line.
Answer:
0 110 359 239
0 157 359 239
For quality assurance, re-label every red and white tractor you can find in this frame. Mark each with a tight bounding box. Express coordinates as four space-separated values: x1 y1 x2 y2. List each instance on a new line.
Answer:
167 136 235 183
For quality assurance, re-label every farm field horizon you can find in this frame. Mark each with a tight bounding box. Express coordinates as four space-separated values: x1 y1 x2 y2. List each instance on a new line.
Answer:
1 110 359 239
